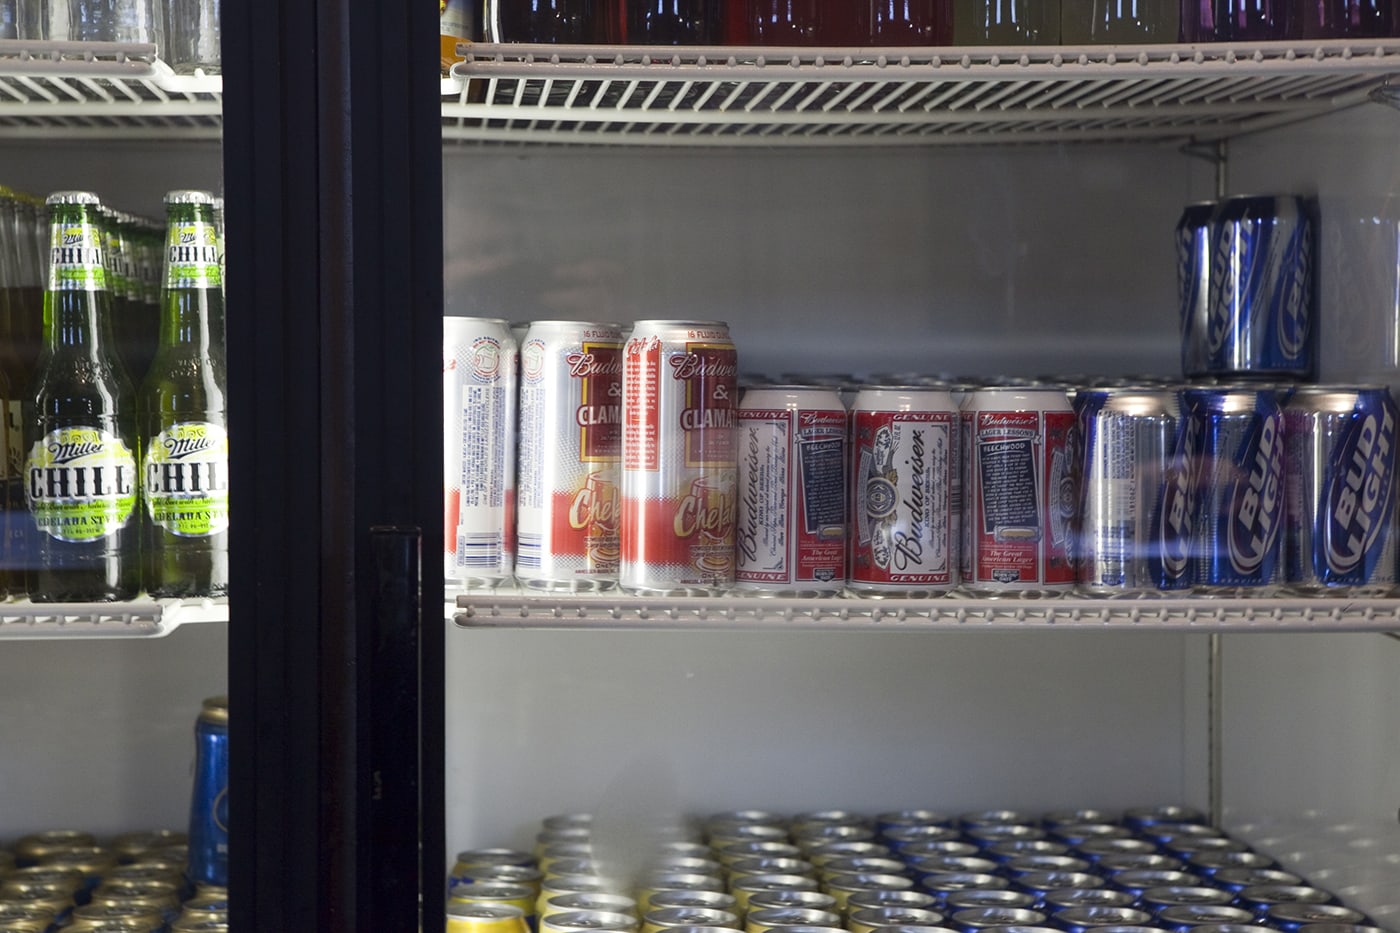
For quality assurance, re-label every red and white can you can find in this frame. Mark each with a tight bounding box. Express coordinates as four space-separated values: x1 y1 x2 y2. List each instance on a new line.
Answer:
443 316 517 589
516 321 625 592
849 386 961 597
734 386 848 596
960 386 1078 595
621 321 739 594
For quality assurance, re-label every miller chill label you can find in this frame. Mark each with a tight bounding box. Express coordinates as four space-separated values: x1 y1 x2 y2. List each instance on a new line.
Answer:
26 426 138 543
620 321 738 593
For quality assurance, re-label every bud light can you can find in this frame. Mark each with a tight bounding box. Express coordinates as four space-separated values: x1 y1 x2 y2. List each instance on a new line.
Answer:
186 696 228 888
516 321 625 592
1283 385 1398 596
1199 195 1317 380
1265 904 1372 932
849 386 960 597
960 387 1077 595
1185 386 1286 594
444 316 518 589
621 321 738 594
1077 388 1181 595
734 386 848 596
1177 201 1216 378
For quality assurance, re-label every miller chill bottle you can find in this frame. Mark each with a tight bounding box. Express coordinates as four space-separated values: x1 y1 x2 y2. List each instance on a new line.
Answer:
24 191 140 602
139 191 229 598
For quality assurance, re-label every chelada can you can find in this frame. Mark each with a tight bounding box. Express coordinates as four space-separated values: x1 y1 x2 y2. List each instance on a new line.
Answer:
1077 387 1182 596
516 321 625 592
734 385 848 596
960 387 1077 595
1183 386 1285 595
848 386 960 597
621 321 738 594
444 316 517 589
1282 385 1398 596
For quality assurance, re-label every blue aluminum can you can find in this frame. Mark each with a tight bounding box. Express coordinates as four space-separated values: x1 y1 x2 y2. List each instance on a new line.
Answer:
1283 385 1399 595
951 907 1049 932
1177 200 1217 378
1198 194 1317 379
909 855 1001 884
1140 887 1237 916
1041 888 1137 914
186 695 229 888
1266 904 1372 932
1111 871 1205 901
1005 856 1094 879
1211 867 1303 894
1122 805 1208 832
920 874 1011 908
1184 386 1286 594
1073 839 1160 865
1097 853 1186 876
886 825 965 854
1040 809 1120 830
984 840 1070 864
1134 822 1224 846
877 811 955 836
944 890 1040 913
1157 906 1257 932
1056 905 1156 933
1185 850 1277 878
1016 872 1105 905
1045 823 1131 848
1237 886 1338 916
902 840 983 861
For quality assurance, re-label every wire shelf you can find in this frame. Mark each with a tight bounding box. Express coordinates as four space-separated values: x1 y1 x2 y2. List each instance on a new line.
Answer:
444 39 1400 146
0 40 222 138
0 597 229 639
454 591 1400 632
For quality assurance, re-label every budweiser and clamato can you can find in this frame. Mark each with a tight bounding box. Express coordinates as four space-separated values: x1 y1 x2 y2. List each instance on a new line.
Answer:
849 386 961 597
1176 201 1216 378
621 321 739 594
734 385 847 596
1076 387 1182 596
1182 195 1316 380
1283 385 1398 595
960 387 1077 595
444 316 517 588
1184 386 1285 594
516 321 625 592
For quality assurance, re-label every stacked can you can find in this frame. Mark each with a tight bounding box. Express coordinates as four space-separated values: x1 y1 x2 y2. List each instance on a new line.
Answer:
734 386 848 596
444 316 518 589
960 387 1077 596
621 321 739 595
1283 385 1399 596
1178 195 1317 381
848 386 961 598
1076 387 1184 596
1183 386 1286 595
516 322 626 592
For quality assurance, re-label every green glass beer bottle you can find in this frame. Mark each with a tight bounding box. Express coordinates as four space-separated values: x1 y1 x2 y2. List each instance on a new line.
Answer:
139 190 229 599
25 191 140 602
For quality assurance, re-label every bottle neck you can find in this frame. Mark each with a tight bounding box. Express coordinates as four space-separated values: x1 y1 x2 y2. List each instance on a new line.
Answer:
160 287 222 355
43 208 111 359
159 204 223 357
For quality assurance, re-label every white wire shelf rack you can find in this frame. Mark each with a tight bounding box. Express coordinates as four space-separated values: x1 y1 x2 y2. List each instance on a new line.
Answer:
443 39 1400 146
0 597 228 639
454 590 1400 632
0 40 222 138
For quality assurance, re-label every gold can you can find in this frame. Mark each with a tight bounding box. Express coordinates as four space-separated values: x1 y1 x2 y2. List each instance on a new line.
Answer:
67 904 163 932
102 865 184 888
745 891 838 917
713 843 802 869
744 907 841 933
635 873 725 917
804 843 893 871
170 919 231 933
86 890 182 924
0 890 73 921
728 874 818 918
540 910 638 933
792 825 875 853
36 845 119 883
645 857 723 880
182 892 230 914
450 881 538 930
453 849 539 886
448 903 531 933
0 919 50 933
1 865 84 897
820 874 913 915
642 906 739 933
536 875 620 916
847 906 947 933
0 903 55 933
705 825 788 850
12 831 95 865
108 832 187 865
646 890 737 918
542 892 638 922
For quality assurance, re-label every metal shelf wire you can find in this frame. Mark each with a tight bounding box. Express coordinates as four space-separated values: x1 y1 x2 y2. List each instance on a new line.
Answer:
0 39 221 138
0 597 229 639
444 39 1400 146
454 590 1400 632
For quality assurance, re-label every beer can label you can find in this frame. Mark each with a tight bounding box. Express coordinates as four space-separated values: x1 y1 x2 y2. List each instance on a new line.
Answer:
48 220 107 292
143 422 230 537
446 327 516 579
165 219 222 290
1194 391 1285 587
968 409 1076 587
25 426 137 542
736 407 846 586
851 410 957 586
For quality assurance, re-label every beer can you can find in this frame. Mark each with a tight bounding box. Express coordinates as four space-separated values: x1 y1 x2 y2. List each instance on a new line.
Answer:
448 903 532 933
620 321 738 594
746 891 838 916
1210 867 1302 894
958 810 1033 829
792 823 875 850
169 921 232 933
1185 851 1275 877
541 911 640 933
1198 195 1317 379
1155 905 1257 931
1071 838 1158 863
186 696 228 889
1109 870 1203 900
805 842 894 868
516 322 625 591
942 891 1036 914
451 881 539 931
1183 386 1286 594
1158 836 1248 859
844 890 938 915
109 831 186 865
1137 886 1236 915
1283 385 1399 595
453 850 539 889
917 874 1009 909
875 811 953 835
444 316 517 588
821 873 914 914
907 856 997 883
1054 906 1155 933
12 831 95 866
1236 885 1337 915
1267 906 1373 932
714 843 803 869
1097 853 1185 876
734 386 847 596
1037 888 1135 913
947 907 1047 932
849 386 961 597
744 907 840 933
69 902 165 928
644 907 738 933
730 858 817 880
729 874 819 916
1076 387 1182 595
1003 855 1091 878
544 893 638 922
537 877 617 916
648 891 736 918
980 841 1065 864
959 387 1077 595
0 917 50 933
1039 808 1119 829
847 906 946 933
635 873 727 916
1177 201 1216 379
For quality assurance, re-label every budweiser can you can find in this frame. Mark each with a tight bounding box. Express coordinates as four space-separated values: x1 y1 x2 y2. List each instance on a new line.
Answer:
444 316 517 588
517 321 625 591
1177 201 1216 379
621 321 739 594
734 386 847 596
960 387 1078 595
848 386 960 597
1283 385 1398 595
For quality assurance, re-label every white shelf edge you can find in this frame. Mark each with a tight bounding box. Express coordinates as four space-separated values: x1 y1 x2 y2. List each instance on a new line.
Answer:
452 591 1400 632
0 597 229 640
